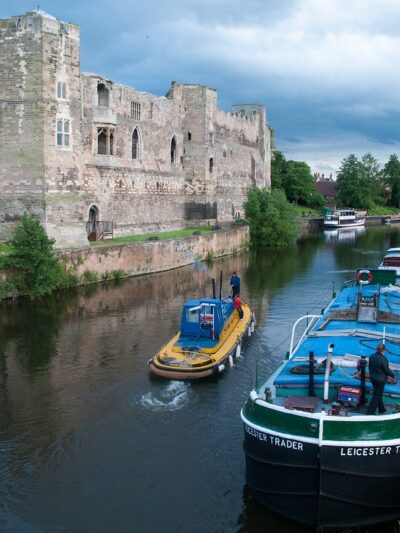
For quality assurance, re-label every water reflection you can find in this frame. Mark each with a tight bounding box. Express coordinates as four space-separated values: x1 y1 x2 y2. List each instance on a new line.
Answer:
0 227 399 532
324 225 366 244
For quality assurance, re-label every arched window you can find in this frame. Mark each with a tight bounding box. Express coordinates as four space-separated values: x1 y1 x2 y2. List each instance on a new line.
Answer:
97 129 107 154
97 83 109 108
57 81 67 99
170 136 177 164
132 128 139 159
109 130 114 155
209 157 214 174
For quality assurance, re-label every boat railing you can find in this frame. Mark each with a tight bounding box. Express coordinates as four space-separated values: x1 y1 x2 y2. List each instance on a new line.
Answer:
289 314 321 357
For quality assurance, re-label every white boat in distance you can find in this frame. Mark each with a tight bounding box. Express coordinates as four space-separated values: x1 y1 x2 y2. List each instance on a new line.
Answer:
324 208 366 229
378 247 400 277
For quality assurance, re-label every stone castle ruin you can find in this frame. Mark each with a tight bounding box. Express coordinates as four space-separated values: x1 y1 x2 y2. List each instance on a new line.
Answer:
0 10 272 249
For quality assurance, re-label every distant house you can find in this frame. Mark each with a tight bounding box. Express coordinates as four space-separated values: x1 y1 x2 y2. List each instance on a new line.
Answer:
314 180 336 205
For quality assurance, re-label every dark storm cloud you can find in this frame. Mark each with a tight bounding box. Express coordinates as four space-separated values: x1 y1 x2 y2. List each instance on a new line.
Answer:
2 0 400 173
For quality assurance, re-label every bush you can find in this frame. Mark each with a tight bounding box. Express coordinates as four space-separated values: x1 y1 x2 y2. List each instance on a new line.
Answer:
1 214 64 299
205 251 214 264
111 269 124 281
244 188 299 247
81 269 98 284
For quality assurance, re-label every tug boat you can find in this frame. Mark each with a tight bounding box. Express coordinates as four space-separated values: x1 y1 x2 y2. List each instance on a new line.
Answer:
378 247 400 277
323 208 365 229
149 283 255 380
241 269 400 528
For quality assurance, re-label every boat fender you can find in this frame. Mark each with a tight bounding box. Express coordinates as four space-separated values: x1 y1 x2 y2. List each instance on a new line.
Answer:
251 320 255 333
247 326 252 337
229 354 234 367
218 364 225 373
356 269 372 285
236 343 241 359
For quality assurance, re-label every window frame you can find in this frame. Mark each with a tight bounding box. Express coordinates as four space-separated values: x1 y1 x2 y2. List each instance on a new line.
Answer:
56 117 71 149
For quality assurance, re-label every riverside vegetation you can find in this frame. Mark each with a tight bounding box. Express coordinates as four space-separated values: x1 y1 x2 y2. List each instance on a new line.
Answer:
0 216 239 300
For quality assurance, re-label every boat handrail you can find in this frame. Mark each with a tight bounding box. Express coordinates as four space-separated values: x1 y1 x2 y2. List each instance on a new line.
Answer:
308 328 400 341
289 315 321 357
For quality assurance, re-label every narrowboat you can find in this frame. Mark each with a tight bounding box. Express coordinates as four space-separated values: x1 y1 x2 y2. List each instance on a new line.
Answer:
149 291 255 380
323 208 365 229
241 269 400 528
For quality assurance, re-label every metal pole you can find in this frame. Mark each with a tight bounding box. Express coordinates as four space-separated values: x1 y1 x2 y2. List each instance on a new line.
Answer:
309 351 315 397
359 356 367 406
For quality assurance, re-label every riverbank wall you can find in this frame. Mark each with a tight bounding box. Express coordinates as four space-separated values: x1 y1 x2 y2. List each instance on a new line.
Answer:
60 226 249 279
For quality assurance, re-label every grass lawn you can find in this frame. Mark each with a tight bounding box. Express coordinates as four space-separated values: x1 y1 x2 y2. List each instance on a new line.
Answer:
292 205 322 217
90 226 216 247
0 244 12 254
367 206 400 216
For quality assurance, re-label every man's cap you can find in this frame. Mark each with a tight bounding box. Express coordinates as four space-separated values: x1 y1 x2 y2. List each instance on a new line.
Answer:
377 343 386 352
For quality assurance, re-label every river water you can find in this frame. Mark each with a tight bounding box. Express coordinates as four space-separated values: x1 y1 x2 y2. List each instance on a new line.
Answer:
1 226 400 533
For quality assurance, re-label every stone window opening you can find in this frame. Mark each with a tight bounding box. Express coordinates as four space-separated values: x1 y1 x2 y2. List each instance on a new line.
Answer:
97 83 109 108
131 101 141 121
149 102 154 119
132 128 140 160
251 155 256 180
97 127 114 155
188 131 192 141
56 118 70 148
57 81 67 100
209 157 214 174
170 136 177 164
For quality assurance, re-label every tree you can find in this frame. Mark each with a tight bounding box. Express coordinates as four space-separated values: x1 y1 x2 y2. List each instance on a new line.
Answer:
336 153 383 209
271 150 288 190
2 214 63 299
244 188 299 247
283 160 325 208
383 154 400 207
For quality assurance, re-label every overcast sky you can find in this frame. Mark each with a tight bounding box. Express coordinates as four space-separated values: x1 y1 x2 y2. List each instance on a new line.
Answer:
2 0 400 176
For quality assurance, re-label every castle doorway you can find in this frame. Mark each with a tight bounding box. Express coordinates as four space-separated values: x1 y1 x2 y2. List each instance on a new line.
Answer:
87 205 99 241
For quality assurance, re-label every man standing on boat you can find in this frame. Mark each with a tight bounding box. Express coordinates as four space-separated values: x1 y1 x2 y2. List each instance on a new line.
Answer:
230 271 241 298
366 343 395 415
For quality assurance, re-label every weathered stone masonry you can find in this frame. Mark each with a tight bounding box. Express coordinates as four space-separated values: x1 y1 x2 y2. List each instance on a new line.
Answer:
0 10 272 249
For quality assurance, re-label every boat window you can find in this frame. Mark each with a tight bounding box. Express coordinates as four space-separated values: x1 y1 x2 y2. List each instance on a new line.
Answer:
200 304 214 324
186 307 200 323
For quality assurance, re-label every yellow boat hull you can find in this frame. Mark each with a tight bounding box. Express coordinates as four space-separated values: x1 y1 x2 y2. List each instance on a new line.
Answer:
149 303 254 380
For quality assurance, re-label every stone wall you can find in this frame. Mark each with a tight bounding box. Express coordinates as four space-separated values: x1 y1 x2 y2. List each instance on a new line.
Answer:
60 226 249 279
0 10 272 250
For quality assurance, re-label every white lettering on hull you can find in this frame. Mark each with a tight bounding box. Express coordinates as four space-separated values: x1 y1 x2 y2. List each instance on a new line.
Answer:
245 424 304 451
340 446 400 456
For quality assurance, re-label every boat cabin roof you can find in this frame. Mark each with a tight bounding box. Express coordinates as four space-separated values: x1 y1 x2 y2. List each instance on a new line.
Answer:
178 297 235 341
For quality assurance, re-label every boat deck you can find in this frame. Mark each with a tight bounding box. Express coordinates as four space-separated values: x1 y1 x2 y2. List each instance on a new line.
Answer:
270 282 400 406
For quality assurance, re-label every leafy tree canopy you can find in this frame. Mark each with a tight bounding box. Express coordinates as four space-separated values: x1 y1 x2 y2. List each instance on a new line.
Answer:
336 153 384 209
282 160 325 208
383 154 400 208
244 188 299 248
271 150 288 190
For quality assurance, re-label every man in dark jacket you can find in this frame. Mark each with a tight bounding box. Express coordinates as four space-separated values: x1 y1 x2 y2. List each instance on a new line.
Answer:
230 271 241 298
366 343 395 415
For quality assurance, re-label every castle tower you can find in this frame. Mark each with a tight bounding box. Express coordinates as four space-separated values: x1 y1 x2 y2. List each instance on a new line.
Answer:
0 10 88 248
